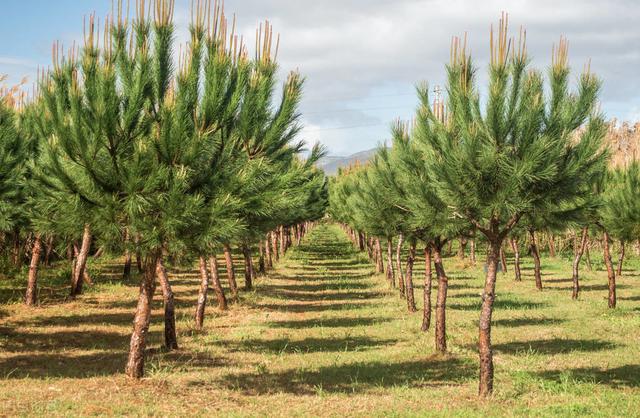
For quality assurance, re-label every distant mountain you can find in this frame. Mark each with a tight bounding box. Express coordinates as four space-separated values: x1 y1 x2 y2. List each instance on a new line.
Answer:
317 148 378 175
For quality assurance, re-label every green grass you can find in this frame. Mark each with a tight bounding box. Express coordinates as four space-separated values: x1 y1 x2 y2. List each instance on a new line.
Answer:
0 223 639 416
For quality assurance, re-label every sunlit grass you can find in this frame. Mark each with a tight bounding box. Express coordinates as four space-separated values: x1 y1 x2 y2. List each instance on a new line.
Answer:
0 223 638 416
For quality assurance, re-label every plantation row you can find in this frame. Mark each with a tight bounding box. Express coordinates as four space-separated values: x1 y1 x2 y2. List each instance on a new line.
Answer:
327 15 640 396
0 1 327 379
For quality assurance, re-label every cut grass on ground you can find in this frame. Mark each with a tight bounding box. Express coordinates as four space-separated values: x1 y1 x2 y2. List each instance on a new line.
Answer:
0 223 639 416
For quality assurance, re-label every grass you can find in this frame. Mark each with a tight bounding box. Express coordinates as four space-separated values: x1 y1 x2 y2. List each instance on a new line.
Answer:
0 223 639 416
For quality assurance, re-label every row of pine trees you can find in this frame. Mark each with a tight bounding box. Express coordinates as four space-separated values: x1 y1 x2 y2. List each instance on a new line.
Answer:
0 0 327 378
328 15 640 396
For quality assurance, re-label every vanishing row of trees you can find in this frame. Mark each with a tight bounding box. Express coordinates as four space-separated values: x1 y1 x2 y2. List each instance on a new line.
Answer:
0 0 327 378
328 15 640 397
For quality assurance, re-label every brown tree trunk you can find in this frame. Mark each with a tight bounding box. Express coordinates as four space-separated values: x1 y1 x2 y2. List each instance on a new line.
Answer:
258 242 266 274
616 240 625 277
375 238 384 274
156 258 178 350
499 245 507 274
385 237 395 287
572 227 588 300
279 226 286 255
242 245 254 291
510 238 521 281
44 236 53 267
470 239 476 265
11 228 21 268
223 244 239 302
358 232 365 252
209 254 228 311
71 224 91 297
548 234 556 257
421 245 433 332
271 231 279 261
122 229 132 279
479 238 501 397
125 255 158 379
458 238 467 260
529 230 542 291
265 235 273 269
195 256 210 330
602 231 616 309
404 238 417 313
433 242 448 352
25 234 42 306
396 234 405 297
585 240 593 271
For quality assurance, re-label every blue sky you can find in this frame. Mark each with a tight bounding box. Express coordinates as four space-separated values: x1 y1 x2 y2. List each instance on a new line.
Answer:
2 0 639 155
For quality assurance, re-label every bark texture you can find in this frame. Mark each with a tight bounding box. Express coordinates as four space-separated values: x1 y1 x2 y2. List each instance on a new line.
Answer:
157 258 178 350
421 246 433 332
223 244 239 302
433 243 448 352
602 231 616 308
209 254 228 310
25 234 42 306
125 256 158 379
70 224 91 297
194 256 210 330
529 230 542 291
572 227 588 300
404 238 417 313
479 239 501 396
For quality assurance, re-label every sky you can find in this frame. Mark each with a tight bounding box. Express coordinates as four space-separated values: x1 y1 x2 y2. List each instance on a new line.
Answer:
1 0 639 155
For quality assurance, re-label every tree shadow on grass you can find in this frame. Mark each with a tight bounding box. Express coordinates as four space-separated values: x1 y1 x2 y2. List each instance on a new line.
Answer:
535 365 640 388
266 316 392 329
449 299 548 311
263 282 373 293
492 338 617 355
261 289 383 302
493 317 566 327
253 301 374 313
208 356 475 395
225 336 398 354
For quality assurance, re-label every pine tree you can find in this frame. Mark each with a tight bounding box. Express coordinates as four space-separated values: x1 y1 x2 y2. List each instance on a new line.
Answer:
417 16 608 395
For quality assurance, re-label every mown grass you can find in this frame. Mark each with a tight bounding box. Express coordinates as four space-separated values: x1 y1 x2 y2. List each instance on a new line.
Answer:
0 223 639 416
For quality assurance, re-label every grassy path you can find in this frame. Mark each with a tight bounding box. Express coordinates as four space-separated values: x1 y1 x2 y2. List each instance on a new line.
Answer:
0 223 639 416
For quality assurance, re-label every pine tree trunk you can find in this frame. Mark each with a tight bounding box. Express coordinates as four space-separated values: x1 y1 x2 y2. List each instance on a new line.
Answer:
25 234 42 306
510 238 521 281
265 235 273 269
479 238 501 397
585 240 593 271
396 233 405 297
223 244 239 302
209 254 228 311
71 224 91 297
279 226 286 256
404 238 417 313
123 229 132 280
258 242 266 274
156 258 178 350
242 245 254 291
195 256 209 330
11 228 21 268
548 234 556 257
358 232 365 252
500 245 507 274
271 231 279 261
470 239 476 265
385 237 395 288
572 227 588 300
125 255 158 379
602 231 616 309
44 236 53 267
458 238 467 260
421 245 433 332
616 240 625 277
529 230 542 291
375 238 384 274
433 242 448 352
